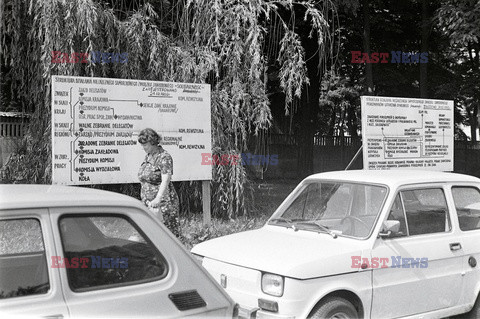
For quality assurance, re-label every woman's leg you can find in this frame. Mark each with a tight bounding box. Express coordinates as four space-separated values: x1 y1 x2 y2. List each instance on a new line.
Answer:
160 198 181 238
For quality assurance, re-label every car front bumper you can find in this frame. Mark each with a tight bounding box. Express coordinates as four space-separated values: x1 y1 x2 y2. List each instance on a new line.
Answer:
238 305 295 319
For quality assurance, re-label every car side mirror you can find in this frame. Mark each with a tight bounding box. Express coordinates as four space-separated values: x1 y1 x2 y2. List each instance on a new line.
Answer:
378 220 400 238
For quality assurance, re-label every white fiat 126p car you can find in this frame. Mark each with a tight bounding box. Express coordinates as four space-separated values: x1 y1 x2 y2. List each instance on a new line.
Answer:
0 185 237 318
192 170 480 319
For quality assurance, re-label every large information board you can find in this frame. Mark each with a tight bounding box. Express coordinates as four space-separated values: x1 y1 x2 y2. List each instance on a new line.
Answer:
361 96 454 171
52 75 211 185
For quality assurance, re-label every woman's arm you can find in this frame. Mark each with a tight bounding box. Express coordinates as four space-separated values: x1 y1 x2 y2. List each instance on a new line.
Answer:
149 173 171 208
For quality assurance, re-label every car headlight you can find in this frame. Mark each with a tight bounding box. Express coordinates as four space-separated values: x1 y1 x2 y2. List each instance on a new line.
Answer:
191 253 204 265
261 273 284 297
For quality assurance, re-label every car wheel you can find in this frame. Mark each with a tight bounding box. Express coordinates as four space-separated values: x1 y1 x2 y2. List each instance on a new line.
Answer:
309 297 358 319
460 294 480 319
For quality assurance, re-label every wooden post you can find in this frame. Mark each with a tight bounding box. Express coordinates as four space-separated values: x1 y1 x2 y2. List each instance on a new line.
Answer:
202 180 211 226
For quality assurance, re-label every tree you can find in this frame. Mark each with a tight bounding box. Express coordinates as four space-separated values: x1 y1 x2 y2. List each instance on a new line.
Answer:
435 0 480 142
318 72 362 137
420 0 430 98
319 0 467 139
0 0 336 218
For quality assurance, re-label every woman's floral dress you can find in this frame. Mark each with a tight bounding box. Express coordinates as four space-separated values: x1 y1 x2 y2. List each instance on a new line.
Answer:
138 148 181 237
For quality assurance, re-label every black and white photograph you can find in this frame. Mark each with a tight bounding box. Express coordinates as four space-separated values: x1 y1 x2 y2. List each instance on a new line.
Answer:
1 0 480 318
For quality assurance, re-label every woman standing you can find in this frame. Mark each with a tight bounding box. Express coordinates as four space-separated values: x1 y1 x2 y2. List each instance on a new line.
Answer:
137 128 181 237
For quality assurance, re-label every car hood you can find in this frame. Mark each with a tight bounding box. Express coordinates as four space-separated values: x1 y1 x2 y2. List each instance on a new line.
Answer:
192 225 368 279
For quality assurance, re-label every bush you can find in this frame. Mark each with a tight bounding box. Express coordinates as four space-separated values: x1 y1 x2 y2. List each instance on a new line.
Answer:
180 215 268 250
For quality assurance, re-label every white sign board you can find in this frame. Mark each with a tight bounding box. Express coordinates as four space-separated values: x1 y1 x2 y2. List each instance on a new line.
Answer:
52 75 211 185
361 96 454 171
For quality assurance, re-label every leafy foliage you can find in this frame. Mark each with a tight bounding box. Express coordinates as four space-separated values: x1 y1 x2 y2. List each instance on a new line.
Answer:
436 0 480 47
180 215 267 250
278 31 309 114
435 0 480 141
319 0 480 142
318 72 362 136
0 0 335 218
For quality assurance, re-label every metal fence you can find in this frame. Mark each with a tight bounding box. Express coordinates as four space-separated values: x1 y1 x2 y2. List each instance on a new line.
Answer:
0 114 30 167
1 120 27 137
266 134 480 178
270 134 362 147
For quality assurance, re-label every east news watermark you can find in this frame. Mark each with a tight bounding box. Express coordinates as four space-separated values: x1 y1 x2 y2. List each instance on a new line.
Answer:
51 256 128 268
351 256 428 269
51 51 128 64
351 51 428 64
201 153 279 166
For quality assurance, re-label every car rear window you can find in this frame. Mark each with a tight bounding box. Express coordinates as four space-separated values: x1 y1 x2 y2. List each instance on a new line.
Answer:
58 215 168 292
0 218 50 299
452 187 480 231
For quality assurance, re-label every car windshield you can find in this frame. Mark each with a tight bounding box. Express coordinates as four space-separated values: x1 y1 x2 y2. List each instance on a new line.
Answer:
269 181 388 238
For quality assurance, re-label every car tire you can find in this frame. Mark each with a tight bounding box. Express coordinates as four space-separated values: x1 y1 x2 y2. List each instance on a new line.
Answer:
461 294 480 319
308 297 358 319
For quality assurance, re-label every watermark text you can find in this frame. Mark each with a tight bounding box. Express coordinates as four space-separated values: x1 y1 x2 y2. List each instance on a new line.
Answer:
50 256 129 268
351 51 428 64
201 153 279 166
51 51 128 64
351 256 428 268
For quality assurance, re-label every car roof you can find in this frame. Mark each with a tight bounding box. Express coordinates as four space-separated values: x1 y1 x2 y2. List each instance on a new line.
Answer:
0 184 143 210
305 170 480 188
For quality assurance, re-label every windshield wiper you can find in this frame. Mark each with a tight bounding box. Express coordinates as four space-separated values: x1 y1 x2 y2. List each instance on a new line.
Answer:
293 221 338 238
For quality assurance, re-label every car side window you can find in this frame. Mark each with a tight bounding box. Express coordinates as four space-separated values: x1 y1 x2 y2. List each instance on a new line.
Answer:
59 215 168 292
386 194 408 237
0 218 50 299
452 187 480 231
402 188 450 235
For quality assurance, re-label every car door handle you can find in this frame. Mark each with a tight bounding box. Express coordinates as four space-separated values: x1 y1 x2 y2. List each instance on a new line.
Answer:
450 242 462 251
43 315 64 319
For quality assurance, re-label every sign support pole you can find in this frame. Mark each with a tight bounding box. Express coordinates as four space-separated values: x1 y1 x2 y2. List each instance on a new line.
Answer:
345 145 363 170
202 180 211 226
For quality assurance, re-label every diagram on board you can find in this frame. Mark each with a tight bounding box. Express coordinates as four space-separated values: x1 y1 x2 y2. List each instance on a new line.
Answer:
52 75 212 185
361 96 454 171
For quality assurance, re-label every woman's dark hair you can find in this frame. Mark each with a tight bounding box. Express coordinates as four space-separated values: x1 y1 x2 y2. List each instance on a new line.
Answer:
138 128 161 145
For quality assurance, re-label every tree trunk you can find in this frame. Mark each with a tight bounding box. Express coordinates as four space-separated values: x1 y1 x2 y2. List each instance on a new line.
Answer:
475 47 479 143
420 0 429 98
473 103 479 143
297 34 320 177
467 45 479 143
363 0 374 94
348 103 359 139
297 73 319 177
477 104 480 144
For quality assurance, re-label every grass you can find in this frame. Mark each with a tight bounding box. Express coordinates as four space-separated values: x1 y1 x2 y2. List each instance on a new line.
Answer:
179 215 267 250
179 178 299 249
